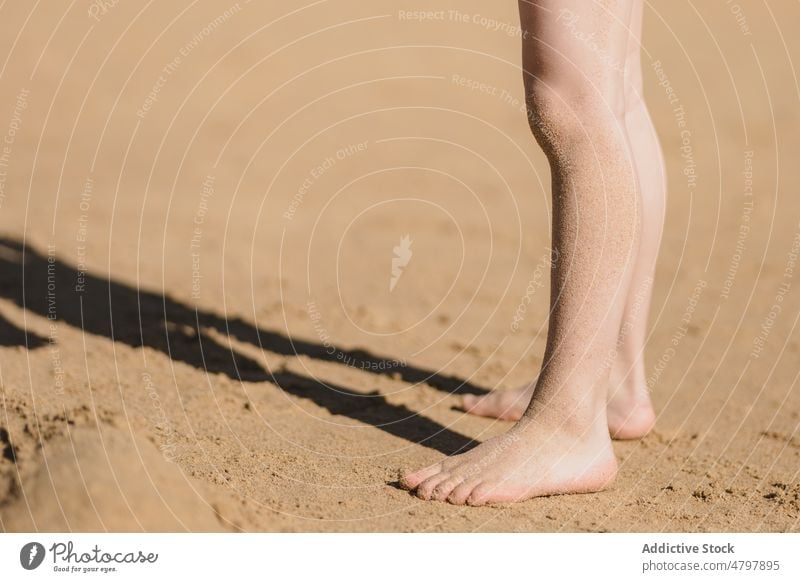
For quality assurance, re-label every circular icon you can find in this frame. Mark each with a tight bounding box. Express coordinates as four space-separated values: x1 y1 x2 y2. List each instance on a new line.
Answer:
19 542 45 570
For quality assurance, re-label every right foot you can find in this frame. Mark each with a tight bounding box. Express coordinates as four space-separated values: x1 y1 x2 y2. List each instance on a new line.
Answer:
460 368 655 439
401 408 618 505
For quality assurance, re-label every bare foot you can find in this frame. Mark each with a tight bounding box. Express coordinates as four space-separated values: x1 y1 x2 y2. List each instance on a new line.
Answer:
400 413 617 505
606 363 656 440
460 363 655 440
460 384 534 421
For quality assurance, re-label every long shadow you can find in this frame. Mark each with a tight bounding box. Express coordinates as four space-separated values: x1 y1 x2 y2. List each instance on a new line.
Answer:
0 237 479 455
223 321 488 395
270 372 475 454
0 312 46 348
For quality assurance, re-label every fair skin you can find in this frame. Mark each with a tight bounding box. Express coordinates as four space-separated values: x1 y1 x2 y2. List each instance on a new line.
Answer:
400 0 666 505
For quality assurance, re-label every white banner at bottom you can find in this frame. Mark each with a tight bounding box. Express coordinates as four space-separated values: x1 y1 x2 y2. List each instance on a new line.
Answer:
1 533 797 581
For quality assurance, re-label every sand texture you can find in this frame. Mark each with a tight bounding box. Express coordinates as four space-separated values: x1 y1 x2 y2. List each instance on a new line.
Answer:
0 1 798 531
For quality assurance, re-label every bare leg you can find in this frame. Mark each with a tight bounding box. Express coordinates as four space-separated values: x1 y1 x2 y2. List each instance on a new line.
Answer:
606 0 665 438
401 0 639 504
461 0 664 440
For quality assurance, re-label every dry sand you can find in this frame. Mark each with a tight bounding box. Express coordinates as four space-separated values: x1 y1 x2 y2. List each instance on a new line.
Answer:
0 1 799 531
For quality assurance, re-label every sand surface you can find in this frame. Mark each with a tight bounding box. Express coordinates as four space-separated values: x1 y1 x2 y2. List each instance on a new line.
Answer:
0 1 799 531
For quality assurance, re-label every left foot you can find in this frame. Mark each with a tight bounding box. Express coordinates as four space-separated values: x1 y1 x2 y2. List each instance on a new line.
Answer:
460 383 535 421
399 411 617 505
460 361 655 440
606 364 656 440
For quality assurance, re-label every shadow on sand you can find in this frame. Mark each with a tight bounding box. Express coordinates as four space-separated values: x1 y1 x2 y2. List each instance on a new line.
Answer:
0 237 486 455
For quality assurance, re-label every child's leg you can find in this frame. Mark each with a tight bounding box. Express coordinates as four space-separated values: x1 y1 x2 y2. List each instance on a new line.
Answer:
606 0 665 438
401 0 638 505
461 0 663 440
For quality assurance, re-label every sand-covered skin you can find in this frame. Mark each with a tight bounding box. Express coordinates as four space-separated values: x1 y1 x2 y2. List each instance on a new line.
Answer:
0 1 799 531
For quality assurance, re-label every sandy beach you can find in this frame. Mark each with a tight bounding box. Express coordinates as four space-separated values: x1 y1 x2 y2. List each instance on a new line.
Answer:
1 1 799 531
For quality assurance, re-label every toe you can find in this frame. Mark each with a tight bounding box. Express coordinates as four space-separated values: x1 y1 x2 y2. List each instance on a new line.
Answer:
466 482 498 506
431 475 465 501
415 472 450 500
399 463 442 490
446 480 479 505
460 394 478 411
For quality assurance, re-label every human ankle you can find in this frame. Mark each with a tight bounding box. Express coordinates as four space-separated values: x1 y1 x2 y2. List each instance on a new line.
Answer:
522 384 610 435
